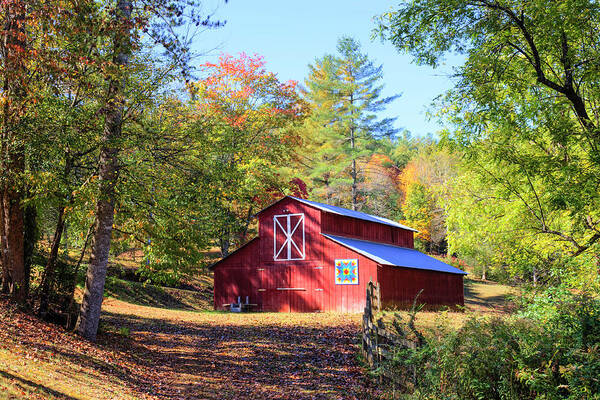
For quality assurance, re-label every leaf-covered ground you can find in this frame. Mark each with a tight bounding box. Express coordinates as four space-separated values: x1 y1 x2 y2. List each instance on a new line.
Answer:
0 296 380 400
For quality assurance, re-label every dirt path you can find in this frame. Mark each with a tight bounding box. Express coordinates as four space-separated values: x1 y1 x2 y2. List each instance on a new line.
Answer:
100 299 379 399
2 279 512 399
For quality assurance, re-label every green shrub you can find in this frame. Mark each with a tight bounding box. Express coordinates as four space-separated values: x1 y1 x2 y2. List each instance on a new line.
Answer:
393 288 600 399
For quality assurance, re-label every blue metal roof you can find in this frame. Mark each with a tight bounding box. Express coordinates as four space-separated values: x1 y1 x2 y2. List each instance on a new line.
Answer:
322 234 467 275
290 196 418 232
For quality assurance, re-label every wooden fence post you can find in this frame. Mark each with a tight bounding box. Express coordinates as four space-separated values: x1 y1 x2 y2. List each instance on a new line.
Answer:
361 279 420 392
375 282 381 312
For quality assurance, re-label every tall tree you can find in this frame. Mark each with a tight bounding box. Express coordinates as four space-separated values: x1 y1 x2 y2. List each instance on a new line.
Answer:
191 53 307 256
301 37 398 210
0 0 28 302
0 0 72 302
75 0 133 340
76 0 226 341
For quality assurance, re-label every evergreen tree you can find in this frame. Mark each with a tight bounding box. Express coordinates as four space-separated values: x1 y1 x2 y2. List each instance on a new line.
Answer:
301 37 398 210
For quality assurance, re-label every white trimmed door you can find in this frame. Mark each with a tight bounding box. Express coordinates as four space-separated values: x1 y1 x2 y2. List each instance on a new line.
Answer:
273 213 305 261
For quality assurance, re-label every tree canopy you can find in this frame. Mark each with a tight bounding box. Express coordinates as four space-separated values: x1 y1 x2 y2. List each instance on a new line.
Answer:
300 37 399 210
377 0 600 288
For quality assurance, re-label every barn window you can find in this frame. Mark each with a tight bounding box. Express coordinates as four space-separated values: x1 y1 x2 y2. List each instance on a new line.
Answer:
273 213 305 261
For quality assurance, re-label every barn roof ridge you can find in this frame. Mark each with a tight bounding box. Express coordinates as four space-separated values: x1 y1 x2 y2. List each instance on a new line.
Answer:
322 233 467 275
260 196 418 232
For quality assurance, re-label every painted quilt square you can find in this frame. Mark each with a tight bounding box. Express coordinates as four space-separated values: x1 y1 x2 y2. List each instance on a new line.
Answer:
335 259 359 285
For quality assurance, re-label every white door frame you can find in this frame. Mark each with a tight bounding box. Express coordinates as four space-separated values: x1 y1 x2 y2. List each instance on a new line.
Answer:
273 213 305 261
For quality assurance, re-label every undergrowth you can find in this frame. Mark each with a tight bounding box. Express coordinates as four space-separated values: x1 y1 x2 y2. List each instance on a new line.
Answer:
386 287 600 399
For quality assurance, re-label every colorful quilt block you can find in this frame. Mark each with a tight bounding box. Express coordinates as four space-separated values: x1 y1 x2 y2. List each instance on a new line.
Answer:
335 259 359 285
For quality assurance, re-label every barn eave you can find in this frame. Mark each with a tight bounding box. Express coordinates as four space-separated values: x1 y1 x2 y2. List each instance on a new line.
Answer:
208 237 259 270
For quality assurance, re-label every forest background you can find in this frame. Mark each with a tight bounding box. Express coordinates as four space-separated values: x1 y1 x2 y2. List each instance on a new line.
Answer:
1 0 599 343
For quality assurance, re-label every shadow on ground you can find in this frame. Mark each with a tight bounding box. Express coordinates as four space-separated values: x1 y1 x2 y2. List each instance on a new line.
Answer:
99 310 378 400
103 277 212 311
463 279 514 312
0 370 79 400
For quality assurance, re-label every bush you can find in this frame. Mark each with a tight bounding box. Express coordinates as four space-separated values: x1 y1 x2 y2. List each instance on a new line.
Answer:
394 287 600 399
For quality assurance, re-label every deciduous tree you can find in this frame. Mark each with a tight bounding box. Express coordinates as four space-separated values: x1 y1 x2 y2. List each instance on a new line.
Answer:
76 0 227 341
191 53 308 256
377 0 600 284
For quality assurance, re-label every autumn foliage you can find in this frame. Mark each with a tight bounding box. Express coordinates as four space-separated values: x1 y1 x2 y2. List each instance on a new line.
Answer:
184 53 309 255
194 53 307 130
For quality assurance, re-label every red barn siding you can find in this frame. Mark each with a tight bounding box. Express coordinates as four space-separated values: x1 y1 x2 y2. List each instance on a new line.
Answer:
321 213 413 248
377 265 464 308
320 237 378 313
259 265 323 312
213 238 260 310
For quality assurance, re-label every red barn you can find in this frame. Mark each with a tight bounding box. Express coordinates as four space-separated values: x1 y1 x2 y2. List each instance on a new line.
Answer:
211 196 466 312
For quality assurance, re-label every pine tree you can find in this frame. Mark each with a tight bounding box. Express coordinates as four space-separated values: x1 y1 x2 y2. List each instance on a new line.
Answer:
301 37 398 210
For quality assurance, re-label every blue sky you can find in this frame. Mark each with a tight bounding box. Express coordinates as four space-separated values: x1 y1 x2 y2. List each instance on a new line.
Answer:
195 1 463 137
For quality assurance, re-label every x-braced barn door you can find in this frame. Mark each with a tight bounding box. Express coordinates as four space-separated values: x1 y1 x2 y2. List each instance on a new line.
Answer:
273 213 305 261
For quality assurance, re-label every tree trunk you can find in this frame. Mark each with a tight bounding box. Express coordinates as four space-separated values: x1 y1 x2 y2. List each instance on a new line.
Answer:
219 229 230 258
351 157 357 211
39 152 73 314
23 202 37 297
63 221 68 253
2 172 26 302
39 205 66 315
76 0 132 342
0 193 8 293
66 223 93 330
349 93 357 211
0 2 27 304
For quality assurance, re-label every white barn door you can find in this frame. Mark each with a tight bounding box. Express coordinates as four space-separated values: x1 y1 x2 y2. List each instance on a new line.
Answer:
273 213 305 261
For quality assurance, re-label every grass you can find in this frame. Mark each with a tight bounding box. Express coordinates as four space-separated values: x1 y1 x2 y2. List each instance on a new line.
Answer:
378 277 517 334
463 278 516 312
102 275 212 311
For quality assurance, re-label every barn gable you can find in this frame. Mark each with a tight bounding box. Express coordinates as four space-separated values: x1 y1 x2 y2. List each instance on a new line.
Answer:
257 196 322 265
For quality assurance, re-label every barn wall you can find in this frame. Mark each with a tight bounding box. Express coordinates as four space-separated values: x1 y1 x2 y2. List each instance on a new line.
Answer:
255 197 325 312
321 238 379 313
321 213 414 248
214 197 456 313
377 265 464 308
213 239 260 310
